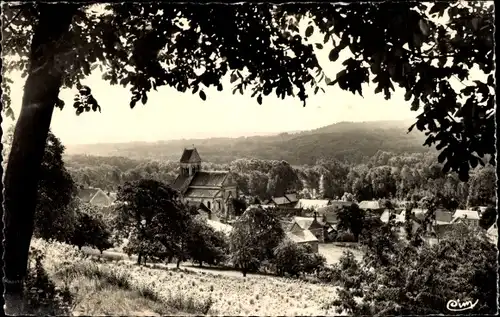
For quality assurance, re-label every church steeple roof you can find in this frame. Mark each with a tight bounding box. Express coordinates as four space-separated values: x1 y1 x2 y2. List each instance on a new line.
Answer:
180 147 202 164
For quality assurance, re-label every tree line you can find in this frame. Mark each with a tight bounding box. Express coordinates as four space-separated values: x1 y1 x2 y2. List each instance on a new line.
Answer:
66 150 496 209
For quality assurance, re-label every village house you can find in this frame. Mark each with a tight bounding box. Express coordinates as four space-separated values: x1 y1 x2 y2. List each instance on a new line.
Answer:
263 193 298 208
316 201 353 224
295 199 330 211
286 228 319 253
358 200 385 214
171 147 238 220
289 214 331 243
487 223 497 244
451 209 481 227
416 208 456 238
77 187 114 207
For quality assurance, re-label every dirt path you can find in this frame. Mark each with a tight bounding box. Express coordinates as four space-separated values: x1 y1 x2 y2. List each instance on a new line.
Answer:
81 243 364 279
80 247 267 279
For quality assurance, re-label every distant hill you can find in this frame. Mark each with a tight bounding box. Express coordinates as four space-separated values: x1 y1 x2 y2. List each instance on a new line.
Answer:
64 120 432 165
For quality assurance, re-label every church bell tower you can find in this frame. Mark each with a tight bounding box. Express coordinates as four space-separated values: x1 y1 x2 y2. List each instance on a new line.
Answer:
179 146 202 176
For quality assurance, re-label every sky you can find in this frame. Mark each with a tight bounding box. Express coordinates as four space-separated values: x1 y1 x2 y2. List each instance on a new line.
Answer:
2 4 450 146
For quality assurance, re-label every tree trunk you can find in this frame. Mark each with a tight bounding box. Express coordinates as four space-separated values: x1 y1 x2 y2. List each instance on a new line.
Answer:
176 258 181 269
0 75 5 312
137 253 142 265
2 5 78 314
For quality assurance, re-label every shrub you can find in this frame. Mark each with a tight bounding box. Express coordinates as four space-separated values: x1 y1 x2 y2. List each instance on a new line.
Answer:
335 231 356 242
21 246 74 315
317 266 340 284
301 252 327 275
273 239 326 277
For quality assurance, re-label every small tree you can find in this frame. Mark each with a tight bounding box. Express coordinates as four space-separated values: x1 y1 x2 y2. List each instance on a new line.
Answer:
69 206 113 252
185 218 228 267
336 203 366 241
273 239 304 277
479 206 497 230
114 179 192 265
229 206 284 276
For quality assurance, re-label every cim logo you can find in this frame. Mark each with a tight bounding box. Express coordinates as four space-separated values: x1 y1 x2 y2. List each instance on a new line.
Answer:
446 299 479 312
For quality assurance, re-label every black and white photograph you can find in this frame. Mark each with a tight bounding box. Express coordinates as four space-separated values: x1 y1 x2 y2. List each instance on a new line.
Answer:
0 0 497 315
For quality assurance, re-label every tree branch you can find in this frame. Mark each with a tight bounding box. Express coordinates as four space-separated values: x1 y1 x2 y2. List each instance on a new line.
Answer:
2 7 25 32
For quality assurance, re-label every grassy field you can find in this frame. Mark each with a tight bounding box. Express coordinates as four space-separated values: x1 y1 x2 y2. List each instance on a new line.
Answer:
30 239 343 316
318 243 363 265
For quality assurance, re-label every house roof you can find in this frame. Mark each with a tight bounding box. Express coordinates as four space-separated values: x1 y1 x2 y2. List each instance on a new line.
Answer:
108 192 117 202
190 171 228 187
77 188 99 203
272 196 292 205
329 200 352 209
295 199 330 210
435 210 454 223
452 209 480 221
206 219 233 235
286 229 318 244
171 171 229 195
171 174 195 194
487 223 498 240
89 189 113 207
180 148 202 163
478 206 488 213
184 188 221 199
410 208 427 221
358 200 381 210
285 193 298 203
293 217 314 230
293 216 325 229
317 205 345 223
380 209 405 223
280 220 294 231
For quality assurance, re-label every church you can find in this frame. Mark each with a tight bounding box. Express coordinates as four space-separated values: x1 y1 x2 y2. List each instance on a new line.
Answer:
171 147 238 220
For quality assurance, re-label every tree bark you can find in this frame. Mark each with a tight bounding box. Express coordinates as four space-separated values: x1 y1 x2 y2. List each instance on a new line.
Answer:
2 4 77 304
0 68 5 312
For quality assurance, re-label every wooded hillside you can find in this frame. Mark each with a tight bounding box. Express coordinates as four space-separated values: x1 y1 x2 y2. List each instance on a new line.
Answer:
65 120 431 165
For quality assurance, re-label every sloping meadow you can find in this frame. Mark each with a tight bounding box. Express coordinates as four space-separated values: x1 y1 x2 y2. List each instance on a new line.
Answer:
32 239 342 315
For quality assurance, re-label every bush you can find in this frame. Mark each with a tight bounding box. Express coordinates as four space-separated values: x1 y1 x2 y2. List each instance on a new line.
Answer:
69 210 113 252
20 246 74 315
335 231 356 242
317 266 340 283
273 239 326 277
302 252 327 275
